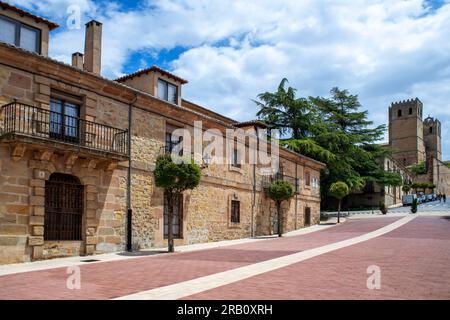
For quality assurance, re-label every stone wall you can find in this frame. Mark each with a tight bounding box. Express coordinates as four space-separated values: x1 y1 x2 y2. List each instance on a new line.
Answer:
0 42 324 264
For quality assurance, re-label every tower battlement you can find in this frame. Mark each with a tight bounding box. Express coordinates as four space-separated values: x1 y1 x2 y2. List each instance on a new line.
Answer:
390 98 422 108
424 116 440 126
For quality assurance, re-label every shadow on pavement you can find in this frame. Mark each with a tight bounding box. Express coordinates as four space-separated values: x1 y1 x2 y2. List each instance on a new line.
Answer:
117 250 167 256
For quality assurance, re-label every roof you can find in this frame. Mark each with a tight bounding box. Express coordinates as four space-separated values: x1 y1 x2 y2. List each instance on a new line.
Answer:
233 120 268 128
0 42 325 168
0 1 59 30
115 65 188 85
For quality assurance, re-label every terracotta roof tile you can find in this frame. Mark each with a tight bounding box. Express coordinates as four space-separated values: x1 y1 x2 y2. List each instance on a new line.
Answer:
115 65 188 84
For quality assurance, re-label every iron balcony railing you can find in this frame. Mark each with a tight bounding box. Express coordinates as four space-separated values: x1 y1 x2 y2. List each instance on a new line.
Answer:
0 102 129 157
262 173 300 193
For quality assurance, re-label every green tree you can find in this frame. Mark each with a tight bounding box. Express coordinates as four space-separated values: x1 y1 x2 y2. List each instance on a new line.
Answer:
154 154 201 252
410 161 427 175
255 82 398 210
267 180 295 237
329 181 350 223
255 78 334 163
402 184 412 194
310 88 388 195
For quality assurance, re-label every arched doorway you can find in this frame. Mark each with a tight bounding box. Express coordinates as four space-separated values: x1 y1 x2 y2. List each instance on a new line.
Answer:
44 173 83 241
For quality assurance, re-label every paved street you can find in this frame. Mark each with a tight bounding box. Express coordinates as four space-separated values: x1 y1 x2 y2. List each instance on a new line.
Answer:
390 200 450 213
0 212 449 300
325 200 450 216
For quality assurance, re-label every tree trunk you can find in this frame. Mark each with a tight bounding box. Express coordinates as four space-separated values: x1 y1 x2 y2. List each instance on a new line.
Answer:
167 192 175 253
277 201 282 237
337 200 341 224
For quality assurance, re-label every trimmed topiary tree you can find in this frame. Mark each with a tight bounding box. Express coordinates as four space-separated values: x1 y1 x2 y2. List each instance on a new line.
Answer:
154 154 201 252
329 181 350 223
267 180 295 237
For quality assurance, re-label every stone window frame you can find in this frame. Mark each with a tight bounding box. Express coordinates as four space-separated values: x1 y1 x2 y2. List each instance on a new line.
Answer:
230 200 240 224
29 161 100 260
228 194 241 228
165 121 186 155
228 138 245 174
0 13 42 54
157 78 178 104
304 171 311 188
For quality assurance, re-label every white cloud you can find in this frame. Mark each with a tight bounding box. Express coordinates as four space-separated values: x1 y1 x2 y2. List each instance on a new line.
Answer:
4 0 450 158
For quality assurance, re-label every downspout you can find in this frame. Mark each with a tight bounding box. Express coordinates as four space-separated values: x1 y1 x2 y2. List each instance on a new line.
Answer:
126 94 138 252
295 163 298 230
251 125 259 238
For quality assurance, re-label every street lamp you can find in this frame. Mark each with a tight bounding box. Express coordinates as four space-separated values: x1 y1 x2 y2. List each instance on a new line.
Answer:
202 153 211 169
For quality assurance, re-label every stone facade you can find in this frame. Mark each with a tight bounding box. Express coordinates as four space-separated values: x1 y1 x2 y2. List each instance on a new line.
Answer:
0 5 325 264
389 99 426 167
348 156 413 209
350 98 448 209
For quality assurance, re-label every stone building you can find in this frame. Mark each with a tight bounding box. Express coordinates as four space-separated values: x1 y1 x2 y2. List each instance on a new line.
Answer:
348 97 449 209
347 155 413 209
0 3 325 264
389 98 449 195
389 98 443 167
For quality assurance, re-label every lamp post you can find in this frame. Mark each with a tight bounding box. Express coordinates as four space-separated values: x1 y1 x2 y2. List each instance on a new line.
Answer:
202 153 211 169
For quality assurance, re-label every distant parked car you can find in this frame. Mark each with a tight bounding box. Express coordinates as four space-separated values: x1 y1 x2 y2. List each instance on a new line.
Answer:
416 195 425 204
402 194 417 206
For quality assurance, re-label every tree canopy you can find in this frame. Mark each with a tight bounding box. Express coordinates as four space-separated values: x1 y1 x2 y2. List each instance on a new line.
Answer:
267 180 295 202
329 181 350 200
255 80 399 204
410 161 427 175
154 154 201 193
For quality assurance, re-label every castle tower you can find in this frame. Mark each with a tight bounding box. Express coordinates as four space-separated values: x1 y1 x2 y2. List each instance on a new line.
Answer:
389 98 426 167
423 116 442 161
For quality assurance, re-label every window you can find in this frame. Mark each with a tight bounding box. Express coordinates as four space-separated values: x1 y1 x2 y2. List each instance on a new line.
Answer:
50 97 80 142
45 173 83 241
397 109 402 117
305 172 311 187
429 127 433 134
158 79 177 104
165 126 183 155
231 200 240 223
164 193 183 239
312 177 319 189
231 148 241 168
0 15 40 53
409 108 413 115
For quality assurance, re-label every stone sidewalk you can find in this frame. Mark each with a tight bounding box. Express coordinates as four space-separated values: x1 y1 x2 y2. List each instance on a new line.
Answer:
0 220 339 277
184 215 450 300
0 217 397 300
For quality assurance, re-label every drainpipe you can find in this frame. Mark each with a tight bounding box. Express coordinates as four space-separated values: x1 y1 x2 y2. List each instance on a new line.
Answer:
251 125 259 238
295 163 298 230
126 94 138 252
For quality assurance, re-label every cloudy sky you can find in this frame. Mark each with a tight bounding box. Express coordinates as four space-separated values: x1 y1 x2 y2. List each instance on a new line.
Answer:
6 0 450 159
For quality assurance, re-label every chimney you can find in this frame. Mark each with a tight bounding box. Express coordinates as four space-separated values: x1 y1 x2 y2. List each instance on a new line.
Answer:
72 52 84 69
84 20 102 75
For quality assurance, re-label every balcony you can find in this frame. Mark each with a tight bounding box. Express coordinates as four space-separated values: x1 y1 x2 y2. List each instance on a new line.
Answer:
0 102 129 160
262 173 300 194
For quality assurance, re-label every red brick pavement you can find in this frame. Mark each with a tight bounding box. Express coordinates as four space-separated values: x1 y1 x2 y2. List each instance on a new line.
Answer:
185 216 450 300
0 217 400 300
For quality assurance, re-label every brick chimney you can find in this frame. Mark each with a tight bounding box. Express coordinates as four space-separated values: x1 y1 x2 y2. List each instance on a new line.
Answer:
71 52 84 69
84 20 102 75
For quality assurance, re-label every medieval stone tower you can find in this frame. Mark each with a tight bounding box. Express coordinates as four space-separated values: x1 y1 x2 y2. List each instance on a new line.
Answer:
423 116 442 161
389 98 426 167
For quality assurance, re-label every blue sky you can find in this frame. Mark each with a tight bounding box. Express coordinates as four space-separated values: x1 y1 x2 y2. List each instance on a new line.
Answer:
6 0 450 159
